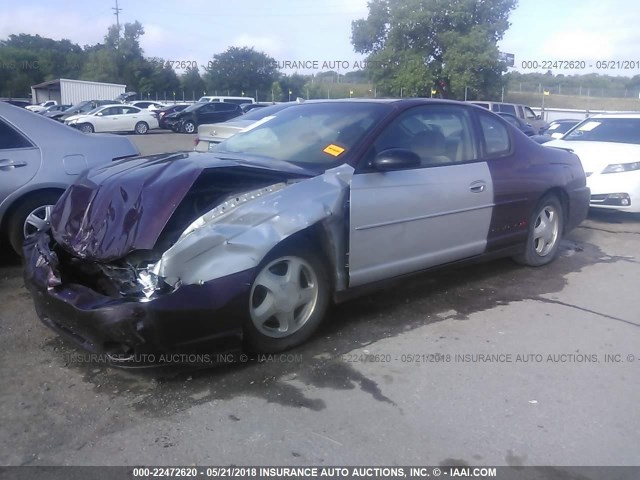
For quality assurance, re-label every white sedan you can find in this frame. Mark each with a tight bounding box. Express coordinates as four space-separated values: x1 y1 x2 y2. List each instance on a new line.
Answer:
65 104 159 134
545 113 640 213
26 100 57 113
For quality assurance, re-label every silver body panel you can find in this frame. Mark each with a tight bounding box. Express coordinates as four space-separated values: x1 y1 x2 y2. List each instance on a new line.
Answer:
153 164 353 290
0 102 139 228
349 162 494 286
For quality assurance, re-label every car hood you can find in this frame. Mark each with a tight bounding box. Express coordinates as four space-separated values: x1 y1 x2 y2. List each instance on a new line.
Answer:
50 152 315 261
64 114 86 122
544 139 640 174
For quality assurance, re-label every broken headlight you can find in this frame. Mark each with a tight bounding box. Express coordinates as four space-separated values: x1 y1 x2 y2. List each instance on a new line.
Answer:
178 183 287 240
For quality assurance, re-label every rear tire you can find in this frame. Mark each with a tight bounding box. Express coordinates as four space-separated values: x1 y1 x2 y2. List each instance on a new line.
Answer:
243 245 330 353
514 194 564 266
7 192 61 255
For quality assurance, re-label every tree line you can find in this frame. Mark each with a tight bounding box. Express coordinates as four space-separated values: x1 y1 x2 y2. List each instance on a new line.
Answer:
3 0 640 103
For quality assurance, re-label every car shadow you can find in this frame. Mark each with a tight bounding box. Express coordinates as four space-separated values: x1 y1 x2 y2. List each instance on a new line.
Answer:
40 226 634 417
587 208 640 225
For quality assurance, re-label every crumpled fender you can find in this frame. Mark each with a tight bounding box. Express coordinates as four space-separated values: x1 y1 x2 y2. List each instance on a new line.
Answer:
154 164 354 288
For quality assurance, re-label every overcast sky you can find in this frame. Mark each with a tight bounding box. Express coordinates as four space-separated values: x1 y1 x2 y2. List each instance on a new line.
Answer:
1 0 639 76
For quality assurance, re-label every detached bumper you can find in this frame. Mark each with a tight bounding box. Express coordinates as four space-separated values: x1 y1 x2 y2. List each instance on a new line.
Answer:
24 232 253 363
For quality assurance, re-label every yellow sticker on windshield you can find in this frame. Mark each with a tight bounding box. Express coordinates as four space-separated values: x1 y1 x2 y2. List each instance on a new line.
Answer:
323 144 346 156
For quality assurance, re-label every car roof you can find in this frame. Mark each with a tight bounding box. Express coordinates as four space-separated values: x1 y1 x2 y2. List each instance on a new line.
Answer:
0 101 90 142
99 104 140 109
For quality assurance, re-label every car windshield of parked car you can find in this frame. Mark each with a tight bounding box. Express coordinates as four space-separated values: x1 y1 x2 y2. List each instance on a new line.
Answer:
564 118 640 144
85 106 103 116
62 102 87 114
183 103 204 113
212 102 389 169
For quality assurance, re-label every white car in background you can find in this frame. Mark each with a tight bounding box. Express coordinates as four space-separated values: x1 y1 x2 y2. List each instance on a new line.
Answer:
545 113 640 212
128 100 166 112
25 100 57 113
65 104 159 134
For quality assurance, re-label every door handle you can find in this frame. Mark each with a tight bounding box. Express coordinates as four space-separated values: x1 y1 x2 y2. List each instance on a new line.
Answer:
469 182 486 193
0 159 28 170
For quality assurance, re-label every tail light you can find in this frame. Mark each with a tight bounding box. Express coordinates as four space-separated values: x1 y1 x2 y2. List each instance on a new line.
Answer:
194 136 200 148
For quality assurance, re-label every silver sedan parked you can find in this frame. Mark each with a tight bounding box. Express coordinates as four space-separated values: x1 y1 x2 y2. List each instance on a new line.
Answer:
0 102 140 254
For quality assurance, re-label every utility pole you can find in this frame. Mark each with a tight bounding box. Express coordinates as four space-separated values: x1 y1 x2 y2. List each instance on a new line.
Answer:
113 0 122 49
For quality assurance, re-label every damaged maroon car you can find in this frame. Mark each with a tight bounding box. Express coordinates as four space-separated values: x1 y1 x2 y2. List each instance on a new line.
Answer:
24 99 590 364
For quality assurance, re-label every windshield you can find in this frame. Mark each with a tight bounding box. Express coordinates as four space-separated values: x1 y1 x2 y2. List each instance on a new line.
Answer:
85 106 103 115
183 103 203 113
63 101 88 114
564 117 640 144
212 102 389 170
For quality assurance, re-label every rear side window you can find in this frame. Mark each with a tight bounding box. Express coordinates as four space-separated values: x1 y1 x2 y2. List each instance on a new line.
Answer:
478 113 510 156
0 119 33 150
223 99 250 105
499 104 517 115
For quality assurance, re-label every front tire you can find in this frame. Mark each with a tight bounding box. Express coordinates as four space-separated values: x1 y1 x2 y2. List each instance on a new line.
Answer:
182 120 196 134
514 194 564 266
7 192 61 255
244 246 330 353
134 121 149 134
79 123 94 133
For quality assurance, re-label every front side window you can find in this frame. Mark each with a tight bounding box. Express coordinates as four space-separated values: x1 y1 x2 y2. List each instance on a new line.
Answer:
214 103 238 112
199 104 216 113
499 104 517 115
100 107 121 116
478 112 511 156
367 105 478 168
524 107 538 120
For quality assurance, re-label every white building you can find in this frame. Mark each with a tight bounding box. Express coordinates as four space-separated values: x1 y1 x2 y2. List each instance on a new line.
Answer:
30 79 126 105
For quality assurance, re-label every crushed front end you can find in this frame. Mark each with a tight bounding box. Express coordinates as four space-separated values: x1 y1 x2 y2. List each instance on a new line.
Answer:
23 229 252 364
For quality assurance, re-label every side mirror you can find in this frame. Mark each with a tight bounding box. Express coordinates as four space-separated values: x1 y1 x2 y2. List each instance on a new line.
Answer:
373 149 421 171
536 114 542 120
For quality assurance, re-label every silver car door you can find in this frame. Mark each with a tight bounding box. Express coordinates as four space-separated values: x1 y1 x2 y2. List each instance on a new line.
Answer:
349 104 494 287
0 118 41 204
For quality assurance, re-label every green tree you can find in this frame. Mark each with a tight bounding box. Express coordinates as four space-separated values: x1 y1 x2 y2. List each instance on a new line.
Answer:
181 66 206 99
204 47 279 98
351 0 517 99
278 73 307 100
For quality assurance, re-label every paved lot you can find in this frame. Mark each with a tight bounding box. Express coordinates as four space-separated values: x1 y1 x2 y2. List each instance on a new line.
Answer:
124 129 196 155
1 133 639 467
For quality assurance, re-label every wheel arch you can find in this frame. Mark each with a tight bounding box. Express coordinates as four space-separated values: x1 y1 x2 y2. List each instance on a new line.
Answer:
258 221 344 294
539 186 569 232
